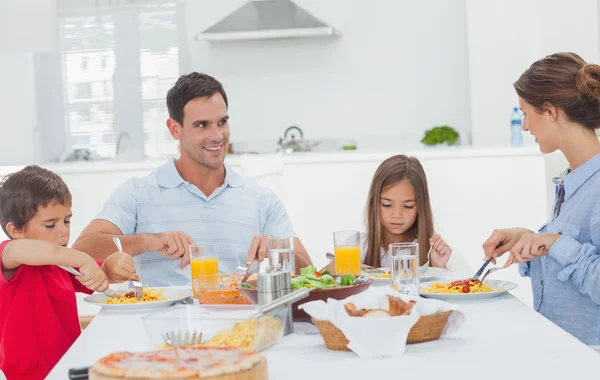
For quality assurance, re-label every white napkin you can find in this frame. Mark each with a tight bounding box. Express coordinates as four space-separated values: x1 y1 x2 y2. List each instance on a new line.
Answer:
299 287 465 358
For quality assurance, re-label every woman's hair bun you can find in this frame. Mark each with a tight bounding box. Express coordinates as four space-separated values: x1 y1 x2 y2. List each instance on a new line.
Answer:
575 63 600 102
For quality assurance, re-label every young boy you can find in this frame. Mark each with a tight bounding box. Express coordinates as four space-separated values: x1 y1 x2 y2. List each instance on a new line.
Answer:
0 165 139 379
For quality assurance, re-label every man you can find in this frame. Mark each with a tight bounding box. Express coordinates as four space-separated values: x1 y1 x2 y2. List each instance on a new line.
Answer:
73 73 312 285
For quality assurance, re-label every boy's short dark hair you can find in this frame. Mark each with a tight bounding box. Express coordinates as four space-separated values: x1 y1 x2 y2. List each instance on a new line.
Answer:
166 72 228 125
0 165 72 237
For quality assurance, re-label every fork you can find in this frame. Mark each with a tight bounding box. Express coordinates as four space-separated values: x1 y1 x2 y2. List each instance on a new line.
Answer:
421 245 433 273
112 236 143 301
480 267 502 283
234 264 248 274
161 330 203 347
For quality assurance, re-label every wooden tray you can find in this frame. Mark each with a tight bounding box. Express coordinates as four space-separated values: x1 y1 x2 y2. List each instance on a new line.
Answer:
89 357 267 380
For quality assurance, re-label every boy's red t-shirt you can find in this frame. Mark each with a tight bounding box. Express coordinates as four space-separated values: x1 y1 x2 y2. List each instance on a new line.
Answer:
0 240 98 380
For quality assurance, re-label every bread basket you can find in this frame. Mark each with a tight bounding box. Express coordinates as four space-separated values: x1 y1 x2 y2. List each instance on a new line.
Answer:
312 310 452 351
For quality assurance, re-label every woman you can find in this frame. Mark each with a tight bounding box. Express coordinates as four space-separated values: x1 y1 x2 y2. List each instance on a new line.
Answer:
483 52 600 345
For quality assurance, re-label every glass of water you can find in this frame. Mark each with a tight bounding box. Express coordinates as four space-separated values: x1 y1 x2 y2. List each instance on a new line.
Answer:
390 242 420 296
267 236 295 273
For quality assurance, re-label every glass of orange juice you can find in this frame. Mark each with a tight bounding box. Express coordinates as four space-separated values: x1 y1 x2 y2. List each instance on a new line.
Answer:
333 230 361 276
190 243 219 299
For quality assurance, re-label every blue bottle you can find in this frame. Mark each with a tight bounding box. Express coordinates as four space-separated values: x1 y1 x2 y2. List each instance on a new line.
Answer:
511 107 523 146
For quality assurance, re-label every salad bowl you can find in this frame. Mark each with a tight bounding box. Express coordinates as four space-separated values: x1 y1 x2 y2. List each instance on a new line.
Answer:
238 266 373 321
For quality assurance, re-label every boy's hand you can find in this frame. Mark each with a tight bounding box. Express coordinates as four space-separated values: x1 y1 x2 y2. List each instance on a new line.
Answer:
77 259 109 292
102 251 139 283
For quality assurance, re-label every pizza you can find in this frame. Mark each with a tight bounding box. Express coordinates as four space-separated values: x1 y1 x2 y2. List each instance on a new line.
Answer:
91 346 264 379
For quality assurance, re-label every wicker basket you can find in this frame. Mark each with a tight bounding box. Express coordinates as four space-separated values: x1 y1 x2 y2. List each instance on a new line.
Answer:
312 311 453 351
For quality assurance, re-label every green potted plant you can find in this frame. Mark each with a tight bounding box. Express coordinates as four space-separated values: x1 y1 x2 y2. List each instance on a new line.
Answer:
421 125 460 146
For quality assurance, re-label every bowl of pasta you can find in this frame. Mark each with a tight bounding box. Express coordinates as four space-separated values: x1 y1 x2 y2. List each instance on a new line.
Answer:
141 305 287 352
83 286 192 312
420 278 518 300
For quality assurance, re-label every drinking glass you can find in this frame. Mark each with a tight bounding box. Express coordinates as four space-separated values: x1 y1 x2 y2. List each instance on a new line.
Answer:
190 243 219 298
333 230 361 275
390 242 419 296
267 236 295 273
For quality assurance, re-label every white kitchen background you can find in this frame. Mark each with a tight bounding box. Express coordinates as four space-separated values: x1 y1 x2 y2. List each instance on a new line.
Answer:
1 0 599 313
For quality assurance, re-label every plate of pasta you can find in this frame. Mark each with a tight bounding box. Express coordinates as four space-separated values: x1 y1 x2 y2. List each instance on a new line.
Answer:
84 286 192 311
419 278 518 300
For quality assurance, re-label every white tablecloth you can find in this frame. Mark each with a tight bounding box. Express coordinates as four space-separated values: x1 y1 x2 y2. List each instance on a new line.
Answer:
48 294 599 379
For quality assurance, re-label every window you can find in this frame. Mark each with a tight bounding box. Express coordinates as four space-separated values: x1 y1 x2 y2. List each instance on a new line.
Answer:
75 83 92 99
72 133 91 146
59 2 181 159
77 107 93 123
103 81 112 98
102 133 115 144
140 6 179 158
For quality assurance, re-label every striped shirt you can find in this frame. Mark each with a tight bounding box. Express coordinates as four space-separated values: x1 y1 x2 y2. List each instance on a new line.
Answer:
95 159 296 286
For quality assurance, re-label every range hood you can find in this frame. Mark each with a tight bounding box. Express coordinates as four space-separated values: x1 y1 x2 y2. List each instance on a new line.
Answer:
196 0 339 42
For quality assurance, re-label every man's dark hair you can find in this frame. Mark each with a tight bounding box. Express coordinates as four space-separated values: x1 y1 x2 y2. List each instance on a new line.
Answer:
0 165 72 237
166 72 228 125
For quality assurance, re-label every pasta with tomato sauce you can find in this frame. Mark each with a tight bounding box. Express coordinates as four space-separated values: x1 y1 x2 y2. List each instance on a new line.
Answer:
421 279 496 294
104 288 168 304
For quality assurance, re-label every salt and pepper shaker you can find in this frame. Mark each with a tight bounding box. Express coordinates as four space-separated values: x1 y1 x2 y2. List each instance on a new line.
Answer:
279 270 294 335
257 261 295 336
257 266 282 305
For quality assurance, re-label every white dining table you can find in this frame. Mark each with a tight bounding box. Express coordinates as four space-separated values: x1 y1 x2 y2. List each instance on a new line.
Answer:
48 293 599 380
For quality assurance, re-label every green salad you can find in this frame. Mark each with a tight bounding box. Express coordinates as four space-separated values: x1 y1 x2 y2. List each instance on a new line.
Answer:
291 266 356 290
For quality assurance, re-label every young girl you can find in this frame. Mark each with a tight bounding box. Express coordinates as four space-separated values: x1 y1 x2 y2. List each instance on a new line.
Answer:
362 155 452 269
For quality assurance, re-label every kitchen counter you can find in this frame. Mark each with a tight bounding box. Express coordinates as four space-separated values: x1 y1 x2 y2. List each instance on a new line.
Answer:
47 293 599 379
0 146 541 175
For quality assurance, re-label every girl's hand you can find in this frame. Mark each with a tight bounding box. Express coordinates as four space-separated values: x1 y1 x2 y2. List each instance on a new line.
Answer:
429 234 452 268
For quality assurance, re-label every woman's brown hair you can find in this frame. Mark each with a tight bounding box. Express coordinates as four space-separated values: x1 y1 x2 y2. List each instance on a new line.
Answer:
514 52 600 131
364 155 434 267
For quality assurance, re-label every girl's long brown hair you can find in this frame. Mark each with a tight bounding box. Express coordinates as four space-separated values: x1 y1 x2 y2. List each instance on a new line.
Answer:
364 155 434 267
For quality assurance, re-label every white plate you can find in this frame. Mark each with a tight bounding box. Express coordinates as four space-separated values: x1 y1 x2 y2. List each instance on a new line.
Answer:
370 266 450 286
420 266 450 281
419 279 518 300
84 286 192 312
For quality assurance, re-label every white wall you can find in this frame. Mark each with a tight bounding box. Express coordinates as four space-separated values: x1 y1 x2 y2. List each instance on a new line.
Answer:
186 0 472 149
0 0 59 54
466 0 600 147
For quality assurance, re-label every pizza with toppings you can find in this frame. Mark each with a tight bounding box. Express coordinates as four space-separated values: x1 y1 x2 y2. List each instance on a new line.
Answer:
90 346 266 379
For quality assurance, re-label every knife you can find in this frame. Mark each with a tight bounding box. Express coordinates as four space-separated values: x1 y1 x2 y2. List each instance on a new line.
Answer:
471 258 493 282
59 265 121 298
241 259 260 283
